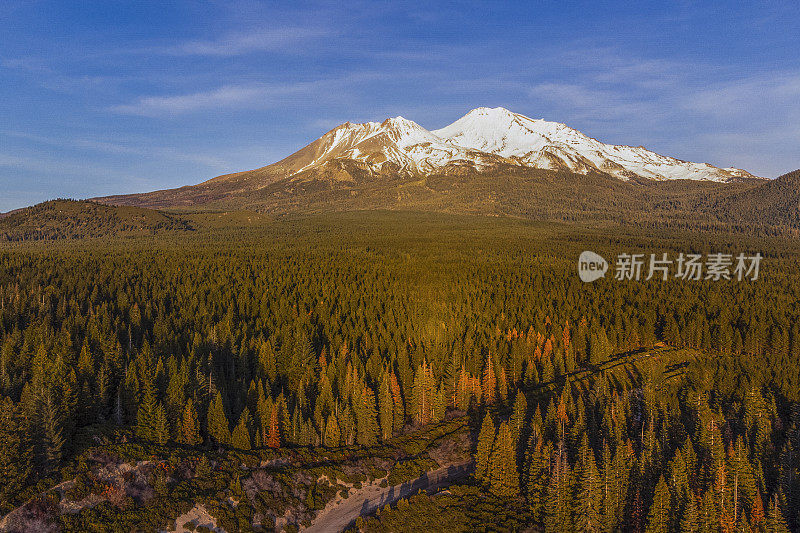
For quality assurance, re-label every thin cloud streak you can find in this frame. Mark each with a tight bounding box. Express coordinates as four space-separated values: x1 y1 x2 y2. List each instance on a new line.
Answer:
0 153 145 184
4 132 231 170
162 27 332 57
106 71 425 117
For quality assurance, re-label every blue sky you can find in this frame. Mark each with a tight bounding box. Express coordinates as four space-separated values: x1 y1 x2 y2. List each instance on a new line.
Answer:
2 1 799 211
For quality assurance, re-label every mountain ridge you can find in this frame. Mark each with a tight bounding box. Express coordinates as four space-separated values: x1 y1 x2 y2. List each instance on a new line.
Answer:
195 106 760 190
84 107 798 234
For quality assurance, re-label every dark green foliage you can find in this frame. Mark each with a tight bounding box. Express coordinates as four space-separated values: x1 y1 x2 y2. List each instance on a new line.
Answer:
0 211 799 530
488 422 519 497
0 396 32 507
475 414 495 483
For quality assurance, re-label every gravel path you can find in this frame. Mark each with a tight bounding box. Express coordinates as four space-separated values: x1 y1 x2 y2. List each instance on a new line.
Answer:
302 461 473 533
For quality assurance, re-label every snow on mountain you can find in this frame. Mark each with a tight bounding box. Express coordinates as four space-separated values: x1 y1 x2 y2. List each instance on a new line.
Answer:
286 107 757 182
294 116 499 175
432 107 757 182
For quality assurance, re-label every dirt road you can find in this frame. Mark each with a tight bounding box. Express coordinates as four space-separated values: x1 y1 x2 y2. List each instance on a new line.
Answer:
302 461 474 533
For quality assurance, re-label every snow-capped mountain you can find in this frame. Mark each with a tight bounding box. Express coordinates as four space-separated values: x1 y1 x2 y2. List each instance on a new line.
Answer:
280 116 502 176
433 107 755 181
276 107 757 182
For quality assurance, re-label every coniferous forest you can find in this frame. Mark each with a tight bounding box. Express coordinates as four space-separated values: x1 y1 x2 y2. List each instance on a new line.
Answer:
1 211 799 532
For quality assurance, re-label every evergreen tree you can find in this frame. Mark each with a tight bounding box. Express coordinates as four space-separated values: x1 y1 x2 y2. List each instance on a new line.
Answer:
476 414 496 483
356 384 379 446
136 377 157 442
482 355 497 405
378 371 394 441
680 494 699 533
389 371 405 433
266 405 281 448
545 449 572 533
324 414 340 447
525 439 550 522
699 489 718 533
40 390 65 471
766 492 790 533
152 402 170 445
751 491 765 530
0 397 32 500
207 391 231 446
645 475 671 533
177 398 201 446
231 408 253 450
573 436 602 532
488 422 520 497
510 391 528 446
411 360 436 425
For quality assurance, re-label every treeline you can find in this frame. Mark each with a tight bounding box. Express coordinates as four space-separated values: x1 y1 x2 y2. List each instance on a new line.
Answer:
0 232 799 520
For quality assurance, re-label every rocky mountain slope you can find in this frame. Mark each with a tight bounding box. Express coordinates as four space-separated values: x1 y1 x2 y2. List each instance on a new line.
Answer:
84 107 800 234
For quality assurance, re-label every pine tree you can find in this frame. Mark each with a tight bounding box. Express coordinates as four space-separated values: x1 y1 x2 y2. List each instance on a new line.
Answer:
152 402 170 445
680 494 699 533
476 414 496 483
231 408 253 450
573 436 602 532
545 448 572 533
257 339 277 383
40 389 64 471
497 366 508 403
389 371 405 433
266 405 281 448
165 366 187 428
177 398 201 446
340 404 355 445
699 489 718 533
645 475 671 533
411 361 436 425
751 490 765 530
482 355 497 405
356 384 379 446
766 492 790 533
488 422 520 497
525 439 550 522
378 371 394 441
510 391 528 446
324 414 340 447
0 396 32 500
207 391 231 446
136 376 157 442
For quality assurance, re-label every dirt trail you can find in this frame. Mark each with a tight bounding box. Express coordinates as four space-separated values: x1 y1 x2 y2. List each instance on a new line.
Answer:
302 461 473 533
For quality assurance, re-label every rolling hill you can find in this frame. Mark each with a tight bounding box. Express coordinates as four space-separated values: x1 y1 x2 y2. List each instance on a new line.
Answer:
0 199 193 241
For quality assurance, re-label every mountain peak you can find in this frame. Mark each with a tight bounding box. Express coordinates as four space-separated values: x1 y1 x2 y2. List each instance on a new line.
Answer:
466 106 514 116
432 108 758 182
274 107 760 183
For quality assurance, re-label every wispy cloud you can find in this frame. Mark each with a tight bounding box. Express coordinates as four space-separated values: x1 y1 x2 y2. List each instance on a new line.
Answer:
528 82 653 121
518 48 800 176
4 132 231 170
109 84 278 116
0 56 52 73
160 27 331 57
682 72 800 120
107 72 392 117
0 153 145 184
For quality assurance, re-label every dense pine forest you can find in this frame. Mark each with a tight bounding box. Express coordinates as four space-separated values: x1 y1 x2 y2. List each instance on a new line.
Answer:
1 211 799 532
